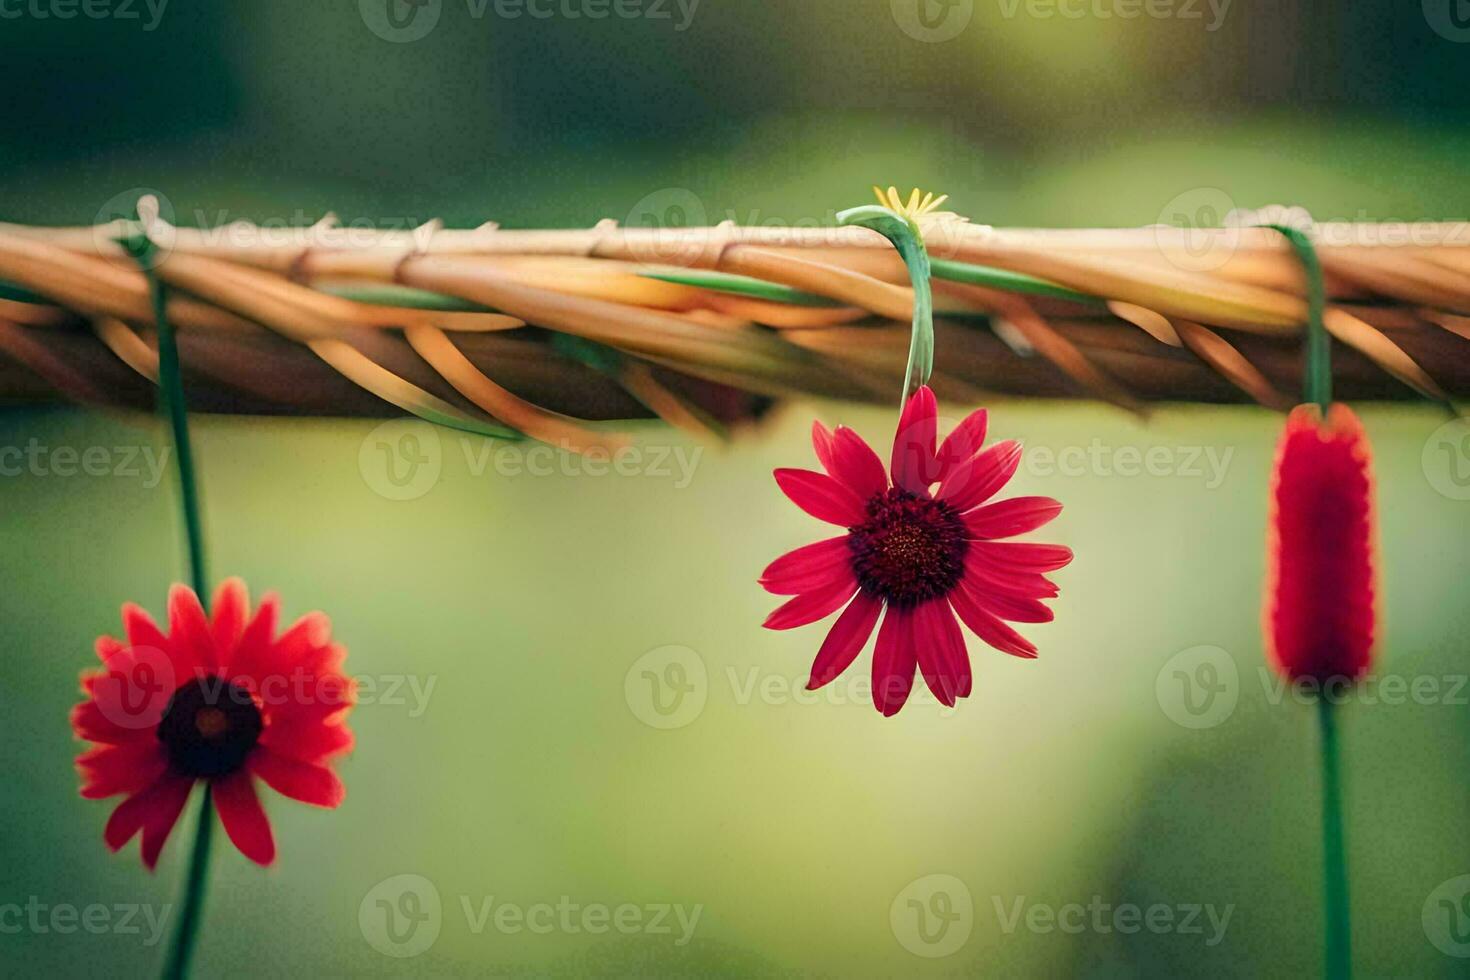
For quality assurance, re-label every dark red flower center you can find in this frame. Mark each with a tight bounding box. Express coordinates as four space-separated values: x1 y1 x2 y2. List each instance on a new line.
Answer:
157 678 263 778
848 488 969 607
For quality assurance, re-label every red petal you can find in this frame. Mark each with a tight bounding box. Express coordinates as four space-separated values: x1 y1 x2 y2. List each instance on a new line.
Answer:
95 635 126 664
871 604 917 716
251 750 346 808
965 496 1063 539
828 427 889 499
264 673 357 729
933 597 973 698
811 420 837 473
167 584 216 677
140 776 195 870
976 591 1055 624
1265 404 1377 682
104 773 193 861
210 578 249 664
891 386 938 493
774 468 867 526
260 719 355 763
77 742 168 799
71 700 151 745
81 647 177 736
912 601 959 707
968 541 1074 573
950 588 1038 659
272 613 334 669
122 602 169 654
961 556 1060 600
936 408 989 482
939 440 1023 513
763 577 859 631
213 770 277 866
227 593 281 680
759 537 853 595
808 591 882 690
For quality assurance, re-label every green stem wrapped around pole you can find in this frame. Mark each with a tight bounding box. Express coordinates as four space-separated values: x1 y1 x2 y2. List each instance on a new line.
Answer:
119 226 214 980
1266 224 1331 413
836 204 934 408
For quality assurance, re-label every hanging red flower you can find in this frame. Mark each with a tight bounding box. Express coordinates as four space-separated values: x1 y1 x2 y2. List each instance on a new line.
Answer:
1264 403 1378 683
761 386 1071 716
72 580 354 869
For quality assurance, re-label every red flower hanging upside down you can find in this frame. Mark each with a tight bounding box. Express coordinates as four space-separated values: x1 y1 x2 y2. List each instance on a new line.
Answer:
1264 404 1378 684
761 387 1072 716
72 580 354 868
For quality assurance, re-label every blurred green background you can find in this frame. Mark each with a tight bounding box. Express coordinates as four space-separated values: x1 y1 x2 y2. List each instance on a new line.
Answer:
2 1 1469 977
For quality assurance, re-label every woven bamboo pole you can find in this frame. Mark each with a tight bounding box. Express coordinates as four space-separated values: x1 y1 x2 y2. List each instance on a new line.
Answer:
0 204 1465 449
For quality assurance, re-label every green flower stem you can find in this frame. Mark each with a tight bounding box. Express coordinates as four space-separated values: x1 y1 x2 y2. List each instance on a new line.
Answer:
120 232 214 980
1317 698 1351 980
929 258 1102 306
148 269 209 601
1264 225 1331 412
163 787 214 980
837 205 933 407
642 261 1097 310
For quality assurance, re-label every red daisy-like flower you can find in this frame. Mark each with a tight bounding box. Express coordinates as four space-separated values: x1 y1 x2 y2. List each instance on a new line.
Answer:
72 580 354 869
1264 403 1378 683
761 387 1072 716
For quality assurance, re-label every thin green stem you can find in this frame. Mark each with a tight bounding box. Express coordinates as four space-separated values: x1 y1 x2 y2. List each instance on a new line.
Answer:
162 786 214 980
149 275 208 598
836 205 933 408
1317 697 1351 980
1263 225 1331 412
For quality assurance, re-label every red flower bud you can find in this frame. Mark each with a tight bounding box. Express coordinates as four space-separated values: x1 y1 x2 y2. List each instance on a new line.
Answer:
1264 404 1378 683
